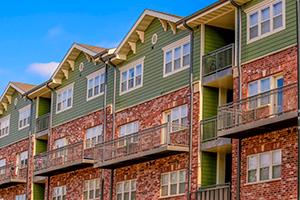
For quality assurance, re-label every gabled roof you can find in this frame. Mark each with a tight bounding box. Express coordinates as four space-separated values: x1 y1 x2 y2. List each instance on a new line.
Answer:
113 9 182 64
49 43 107 88
0 82 36 115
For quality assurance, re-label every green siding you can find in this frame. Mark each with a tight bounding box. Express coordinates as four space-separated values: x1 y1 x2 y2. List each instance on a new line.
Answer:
202 87 219 119
33 183 45 200
52 54 113 126
205 25 234 54
201 152 217 186
38 97 51 117
35 139 47 154
0 91 36 148
241 0 297 62
115 19 201 110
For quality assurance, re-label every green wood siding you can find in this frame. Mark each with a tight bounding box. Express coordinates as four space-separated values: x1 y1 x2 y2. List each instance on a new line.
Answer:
0 91 35 148
51 53 113 126
35 139 47 154
38 97 51 117
202 87 219 119
201 152 217 186
115 19 200 110
33 183 45 200
241 0 297 62
205 25 234 55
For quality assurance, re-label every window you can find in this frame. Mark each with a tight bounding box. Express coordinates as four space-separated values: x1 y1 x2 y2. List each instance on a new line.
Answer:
53 186 66 200
0 159 6 175
164 105 188 132
248 77 271 109
15 194 26 200
83 179 101 200
54 138 68 157
18 105 31 130
119 121 139 147
120 57 144 94
18 151 28 168
0 115 10 138
161 170 186 197
247 150 281 183
116 179 136 200
163 36 190 77
247 0 285 43
87 69 105 100
85 125 103 149
56 84 74 113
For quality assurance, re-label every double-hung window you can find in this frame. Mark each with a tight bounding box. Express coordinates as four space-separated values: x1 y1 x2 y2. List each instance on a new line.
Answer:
83 179 101 200
87 69 105 101
18 151 28 168
247 150 281 183
85 125 103 149
161 170 186 197
0 115 10 138
53 186 66 200
15 194 26 200
116 179 136 200
56 83 74 113
247 0 285 43
18 105 31 130
54 138 68 158
164 105 188 132
120 57 144 94
163 36 190 77
248 77 271 109
119 121 139 147
0 159 6 175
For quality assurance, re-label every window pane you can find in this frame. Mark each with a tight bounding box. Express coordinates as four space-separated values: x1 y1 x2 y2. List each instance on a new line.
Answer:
170 184 177 195
122 71 127 82
174 47 181 70
261 78 270 92
272 150 281 165
248 169 257 183
261 21 270 35
250 26 259 39
272 165 281 179
170 172 177 184
248 156 257 170
179 171 186 182
179 183 185 194
136 64 142 75
273 2 282 16
161 186 168 196
260 153 271 167
161 174 168 185
250 12 258 26
273 16 283 29
260 167 270 181
249 82 258 97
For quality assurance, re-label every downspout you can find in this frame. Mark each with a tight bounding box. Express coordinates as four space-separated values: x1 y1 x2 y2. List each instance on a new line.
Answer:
183 21 194 200
296 0 300 199
105 59 117 200
230 1 242 200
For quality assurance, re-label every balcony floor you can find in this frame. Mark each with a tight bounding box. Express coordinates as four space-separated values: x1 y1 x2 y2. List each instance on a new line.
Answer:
218 111 297 139
0 178 26 189
203 67 233 89
201 138 231 153
95 145 189 169
34 159 95 176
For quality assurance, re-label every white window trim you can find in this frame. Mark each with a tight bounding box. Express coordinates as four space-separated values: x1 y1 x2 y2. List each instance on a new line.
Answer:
18 105 31 130
246 149 282 184
84 178 101 200
119 56 145 96
162 36 191 78
160 170 186 198
56 83 74 114
53 185 66 200
0 115 10 139
246 0 286 44
85 125 103 149
116 179 136 200
18 151 28 168
15 194 26 200
86 68 106 101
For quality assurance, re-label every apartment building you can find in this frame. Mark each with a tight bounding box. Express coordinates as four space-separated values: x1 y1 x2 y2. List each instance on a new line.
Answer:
0 0 299 199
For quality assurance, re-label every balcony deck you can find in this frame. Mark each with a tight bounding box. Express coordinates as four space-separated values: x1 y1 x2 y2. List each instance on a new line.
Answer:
94 123 189 169
217 83 297 138
0 166 27 189
34 142 95 176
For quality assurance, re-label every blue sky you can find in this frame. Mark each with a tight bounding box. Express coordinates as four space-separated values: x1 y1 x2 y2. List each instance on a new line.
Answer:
0 0 216 92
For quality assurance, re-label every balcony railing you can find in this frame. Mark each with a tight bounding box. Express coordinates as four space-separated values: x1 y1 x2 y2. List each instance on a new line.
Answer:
0 165 27 188
196 183 231 200
34 141 94 176
35 113 50 133
202 44 234 77
218 83 297 136
201 116 218 142
94 123 189 168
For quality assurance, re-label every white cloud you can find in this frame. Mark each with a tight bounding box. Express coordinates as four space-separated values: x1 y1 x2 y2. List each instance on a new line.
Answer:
27 62 59 78
46 26 64 38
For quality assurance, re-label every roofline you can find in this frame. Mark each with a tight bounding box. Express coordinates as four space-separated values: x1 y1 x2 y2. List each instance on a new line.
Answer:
0 82 28 105
25 80 51 96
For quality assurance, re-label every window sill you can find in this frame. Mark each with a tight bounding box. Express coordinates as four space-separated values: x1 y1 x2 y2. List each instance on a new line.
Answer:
86 93 104 102
247 26 286 44
163 65 190 78
56 106 73 115
18 124 30 131
244 178 281 186
119 84 143 96
159 194 185 199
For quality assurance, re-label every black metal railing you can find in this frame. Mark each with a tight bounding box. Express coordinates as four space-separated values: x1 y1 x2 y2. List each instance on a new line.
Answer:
202 44 234 77
201 116 218 142
196 183 231 200
94 123 188 164
35 113 50 133
218 83 297 132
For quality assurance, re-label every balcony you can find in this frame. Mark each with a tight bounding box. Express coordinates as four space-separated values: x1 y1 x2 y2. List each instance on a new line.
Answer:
0 165 27 189
218 83 297 138
200 117 231 152
196 183 231 200
202 44 234 88
34 141 94 176
94 123 189 169
35 113 50 139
